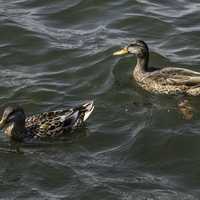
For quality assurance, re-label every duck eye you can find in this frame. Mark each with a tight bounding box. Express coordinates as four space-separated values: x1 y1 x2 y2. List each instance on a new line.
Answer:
8 115 14 121
7 114 15 122
5 111 16 123
129 44 136 47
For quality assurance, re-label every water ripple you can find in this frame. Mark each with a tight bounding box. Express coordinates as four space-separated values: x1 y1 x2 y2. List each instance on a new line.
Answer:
0 0 200 199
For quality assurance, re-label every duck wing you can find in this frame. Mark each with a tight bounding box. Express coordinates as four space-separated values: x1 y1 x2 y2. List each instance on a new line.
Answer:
25 109 80 138
25 101 94 138
146 67 200 86
160 67 200 76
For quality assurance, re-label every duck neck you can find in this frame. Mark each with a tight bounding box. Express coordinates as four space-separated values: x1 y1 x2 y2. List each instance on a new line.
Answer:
135 53 149 73
7 123 26 141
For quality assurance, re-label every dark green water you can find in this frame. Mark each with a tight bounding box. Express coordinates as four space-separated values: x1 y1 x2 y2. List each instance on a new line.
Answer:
1 0 200 199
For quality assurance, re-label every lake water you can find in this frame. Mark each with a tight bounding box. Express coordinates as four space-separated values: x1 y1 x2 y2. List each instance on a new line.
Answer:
0 0 200 199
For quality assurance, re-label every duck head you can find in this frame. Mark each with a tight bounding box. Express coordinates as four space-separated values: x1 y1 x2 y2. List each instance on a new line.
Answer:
113 40 149 58
0 106 26 140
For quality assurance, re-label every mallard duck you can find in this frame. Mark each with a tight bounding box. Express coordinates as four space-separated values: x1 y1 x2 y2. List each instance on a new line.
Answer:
0 101 94 142
113 40 200 96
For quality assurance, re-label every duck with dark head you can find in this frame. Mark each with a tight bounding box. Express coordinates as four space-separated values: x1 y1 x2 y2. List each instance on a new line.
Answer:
113 40 200 96
0 101 94 142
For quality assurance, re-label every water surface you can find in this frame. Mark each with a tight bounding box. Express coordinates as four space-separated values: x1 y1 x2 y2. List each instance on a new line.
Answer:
0 0 200 199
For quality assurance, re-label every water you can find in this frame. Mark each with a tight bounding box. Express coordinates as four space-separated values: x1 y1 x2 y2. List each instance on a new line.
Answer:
0 0 200 199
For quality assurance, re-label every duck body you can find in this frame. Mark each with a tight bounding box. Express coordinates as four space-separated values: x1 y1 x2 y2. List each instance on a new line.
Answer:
134 65 200 96
0 101 94 142
114 40 200 96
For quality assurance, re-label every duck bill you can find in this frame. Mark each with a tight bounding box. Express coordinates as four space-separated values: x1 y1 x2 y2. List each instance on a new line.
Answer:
113 47 128 56
0 118 6 129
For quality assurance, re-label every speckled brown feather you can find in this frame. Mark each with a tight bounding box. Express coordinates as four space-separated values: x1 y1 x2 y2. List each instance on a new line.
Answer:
25 108 83 138
134 66 200 96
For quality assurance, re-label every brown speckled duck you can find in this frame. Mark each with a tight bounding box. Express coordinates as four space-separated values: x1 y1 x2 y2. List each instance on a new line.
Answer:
0 101 94 142
113 40 200 96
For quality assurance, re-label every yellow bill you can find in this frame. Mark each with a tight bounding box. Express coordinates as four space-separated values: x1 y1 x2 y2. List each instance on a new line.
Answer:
113 47 128 56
